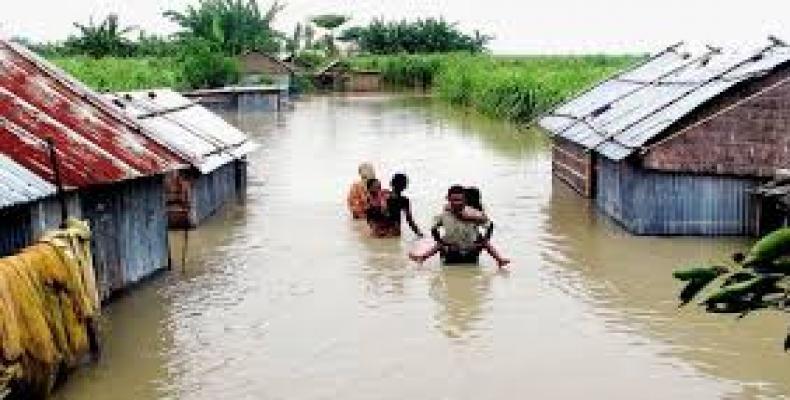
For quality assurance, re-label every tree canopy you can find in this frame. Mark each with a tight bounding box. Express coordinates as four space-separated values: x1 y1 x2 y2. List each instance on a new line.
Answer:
340 18 491 55
310 14 350 31
65 14 136 58
164 0 285 55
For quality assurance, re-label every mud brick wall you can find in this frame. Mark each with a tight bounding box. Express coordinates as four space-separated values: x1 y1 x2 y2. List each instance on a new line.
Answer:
552 137 596 198
643 70 790 177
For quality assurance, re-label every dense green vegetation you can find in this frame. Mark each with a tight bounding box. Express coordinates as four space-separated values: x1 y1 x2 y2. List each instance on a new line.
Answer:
48 39 241 91
50 56 184 91
163 0 284 55
351 53 642 122
25 2 639 117
30 0 283 89
340 18 491 55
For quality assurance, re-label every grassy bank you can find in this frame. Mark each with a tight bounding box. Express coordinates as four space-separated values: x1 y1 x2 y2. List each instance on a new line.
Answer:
351 54 643 123
50 57 185 92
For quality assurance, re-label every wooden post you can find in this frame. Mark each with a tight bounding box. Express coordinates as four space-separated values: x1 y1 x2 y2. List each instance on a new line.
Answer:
45 138 69 228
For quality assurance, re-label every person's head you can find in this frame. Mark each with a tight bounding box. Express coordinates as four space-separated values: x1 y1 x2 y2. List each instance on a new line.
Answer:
464 187 483 211
391 173 408 193
447 185 466 212
358 163 376 181
366 178 382 194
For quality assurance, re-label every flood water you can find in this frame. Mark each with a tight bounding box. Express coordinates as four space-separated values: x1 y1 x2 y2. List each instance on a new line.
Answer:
55 94 790 399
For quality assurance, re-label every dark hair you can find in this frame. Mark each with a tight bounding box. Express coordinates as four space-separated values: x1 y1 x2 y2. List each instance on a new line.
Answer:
447 185 465 197
366 178 381 191
391 173 408 192
464 187 483 211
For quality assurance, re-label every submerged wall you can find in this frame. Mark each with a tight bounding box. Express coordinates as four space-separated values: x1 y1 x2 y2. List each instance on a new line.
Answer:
81 176 169 300
596 158 759 236
552 137 595 198
186 90 284 113
167 160 247 228
0 195 81 257
191 161 245 224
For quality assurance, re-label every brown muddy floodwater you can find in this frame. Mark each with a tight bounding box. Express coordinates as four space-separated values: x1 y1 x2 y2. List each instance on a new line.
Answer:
55 95 789 400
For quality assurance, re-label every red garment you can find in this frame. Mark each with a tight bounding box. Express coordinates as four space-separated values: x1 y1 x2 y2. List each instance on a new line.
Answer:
347 181 369 219
367 190 400 237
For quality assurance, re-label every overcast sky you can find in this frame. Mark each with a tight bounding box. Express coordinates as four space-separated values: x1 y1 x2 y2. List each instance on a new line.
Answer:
2 0 790 54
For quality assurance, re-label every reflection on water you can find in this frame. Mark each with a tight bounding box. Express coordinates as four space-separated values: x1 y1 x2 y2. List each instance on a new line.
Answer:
429 267 494 340
55 94 789 400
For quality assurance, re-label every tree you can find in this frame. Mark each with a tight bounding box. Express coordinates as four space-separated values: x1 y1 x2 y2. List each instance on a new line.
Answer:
164 0 285 55
285 22 303 57
65 13 136 58
309 14 350 56
340 18 491 55
178 38 240 88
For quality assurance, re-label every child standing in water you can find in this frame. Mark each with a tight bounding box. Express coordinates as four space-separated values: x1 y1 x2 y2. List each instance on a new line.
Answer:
461 187 510 268
385 173 423 237
365 174 423 238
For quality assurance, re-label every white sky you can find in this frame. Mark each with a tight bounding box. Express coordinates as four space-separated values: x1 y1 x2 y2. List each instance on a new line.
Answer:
2 0 789 54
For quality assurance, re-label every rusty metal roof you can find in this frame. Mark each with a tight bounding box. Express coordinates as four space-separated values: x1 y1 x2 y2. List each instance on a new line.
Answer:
539 39 790 161
106 89 259 174
0 40 185 188
0 153 55 208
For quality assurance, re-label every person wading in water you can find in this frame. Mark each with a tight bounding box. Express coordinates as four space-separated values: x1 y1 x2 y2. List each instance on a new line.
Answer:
411 185 509 267
365 174 423 238
348 162 376 219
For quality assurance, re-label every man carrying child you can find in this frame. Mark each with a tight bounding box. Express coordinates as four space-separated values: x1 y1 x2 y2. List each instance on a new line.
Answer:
411 185 510 268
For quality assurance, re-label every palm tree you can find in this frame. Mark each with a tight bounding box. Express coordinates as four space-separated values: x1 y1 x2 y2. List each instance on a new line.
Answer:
67 13 136 58
164 0 285 55
309 14 350 56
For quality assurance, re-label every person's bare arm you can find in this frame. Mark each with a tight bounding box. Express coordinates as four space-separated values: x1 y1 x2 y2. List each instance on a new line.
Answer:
431 222 445 246
404 201 423 237
458 206 487 223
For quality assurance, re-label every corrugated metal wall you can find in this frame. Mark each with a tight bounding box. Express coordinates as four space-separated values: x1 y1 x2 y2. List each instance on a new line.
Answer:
81 176 168 300
596 158 759 235
552 137 596 198
0 205 32 256
0 195 81 257
190 161 245 225
237 92 282 112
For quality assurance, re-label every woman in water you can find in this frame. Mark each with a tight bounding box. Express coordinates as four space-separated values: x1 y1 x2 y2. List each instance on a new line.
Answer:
347 162 376 219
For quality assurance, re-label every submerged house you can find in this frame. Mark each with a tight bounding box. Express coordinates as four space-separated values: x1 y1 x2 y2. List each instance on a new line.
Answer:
0 40 186 299
314 60 382 92
183 86 286 113
106 89 258 228
0 154 64 256
238 51 295 89
539 39 790 236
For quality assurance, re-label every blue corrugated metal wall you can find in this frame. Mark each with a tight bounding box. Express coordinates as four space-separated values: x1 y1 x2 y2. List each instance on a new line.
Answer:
596 158 759 235
0 205 32 256
0 195 81 257
81 176 168 300
190 161 245 225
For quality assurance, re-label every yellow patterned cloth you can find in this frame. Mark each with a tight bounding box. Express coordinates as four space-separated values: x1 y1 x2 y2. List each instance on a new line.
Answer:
0 219 100 395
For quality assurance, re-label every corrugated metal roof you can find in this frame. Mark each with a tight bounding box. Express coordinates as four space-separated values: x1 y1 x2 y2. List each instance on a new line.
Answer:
0 153 55 208
106 89 259 174
0 40 186 188
539 40 790 161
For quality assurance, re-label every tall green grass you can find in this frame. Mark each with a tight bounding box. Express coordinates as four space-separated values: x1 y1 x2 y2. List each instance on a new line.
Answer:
50 57 185 92
351 54 643 123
